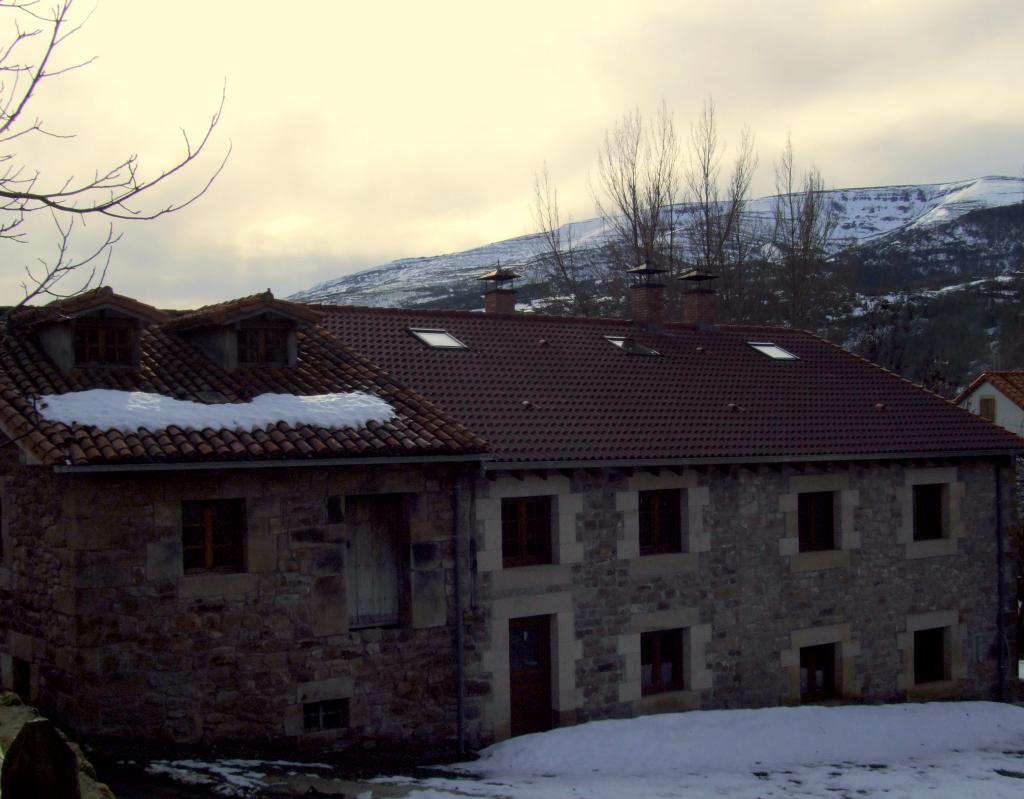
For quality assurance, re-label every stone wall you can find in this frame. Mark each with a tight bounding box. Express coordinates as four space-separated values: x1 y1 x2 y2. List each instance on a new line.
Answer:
465 458 1017 748
0 457 468 754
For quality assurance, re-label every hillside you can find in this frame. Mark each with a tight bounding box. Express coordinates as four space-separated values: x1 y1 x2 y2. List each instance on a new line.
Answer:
291 176 1024 309
290 176 1024 396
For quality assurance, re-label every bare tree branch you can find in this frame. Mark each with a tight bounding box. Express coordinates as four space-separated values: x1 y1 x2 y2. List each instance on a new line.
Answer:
0 0 228 311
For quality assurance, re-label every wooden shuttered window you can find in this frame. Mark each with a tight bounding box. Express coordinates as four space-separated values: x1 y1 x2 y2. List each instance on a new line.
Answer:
638 489 684 555
501 496 553 568
800 643 838 701
182 499 246 573
979 396 996 422
345 494 408 628
73 320 134 366
237 320 290 366
641 628 684 695
798 491 836 552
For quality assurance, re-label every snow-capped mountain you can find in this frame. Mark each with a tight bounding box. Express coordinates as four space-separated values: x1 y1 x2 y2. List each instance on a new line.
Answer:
290 176 1024 309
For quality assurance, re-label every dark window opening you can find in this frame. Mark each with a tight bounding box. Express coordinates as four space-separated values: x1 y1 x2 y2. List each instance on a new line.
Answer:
913 484 945 542
12 657 30 702
326 495 344 524
914 627 948 685
238 324 289 366
800 643 838 702
303 698 349 732
798 491 836 552
73 320 134 366
182 499 246 573
641 629 684 695
502 496 553 568
639 489 683 555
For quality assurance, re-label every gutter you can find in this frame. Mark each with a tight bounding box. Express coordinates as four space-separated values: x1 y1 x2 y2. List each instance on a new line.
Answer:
995 460 1008 701
53 453 491 474
452 479 466 756
483 449 1024 473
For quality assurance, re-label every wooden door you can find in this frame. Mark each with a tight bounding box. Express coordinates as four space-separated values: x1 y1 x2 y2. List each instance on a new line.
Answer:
509 615 552 736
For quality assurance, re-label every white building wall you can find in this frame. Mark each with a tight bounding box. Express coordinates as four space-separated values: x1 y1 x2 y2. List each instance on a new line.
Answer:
960 381 1024 438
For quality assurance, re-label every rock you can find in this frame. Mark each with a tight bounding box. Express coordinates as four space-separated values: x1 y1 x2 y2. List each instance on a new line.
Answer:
0 718 82 799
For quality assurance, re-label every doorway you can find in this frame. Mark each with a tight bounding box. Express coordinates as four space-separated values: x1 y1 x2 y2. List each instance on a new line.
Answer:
509 615 552 736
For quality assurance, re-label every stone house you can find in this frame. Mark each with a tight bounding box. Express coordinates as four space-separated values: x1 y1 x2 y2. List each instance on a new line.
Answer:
0 277 1021 754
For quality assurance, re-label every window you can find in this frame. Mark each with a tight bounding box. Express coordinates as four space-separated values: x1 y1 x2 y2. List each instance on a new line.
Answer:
326 495 344 524
73 319 134 366
641 629 684 695
798 491 836 552
182 499 246 573
800 643 838 701
502 496 552 568
12 657 30 702
237 323 289 365
978 396 996 423
912 484 945 541
346 494 407 628
914 627 948 685
604 336 661 356
748 341 798 360
408 328 467 349
303 698 349 732
638 489 683 555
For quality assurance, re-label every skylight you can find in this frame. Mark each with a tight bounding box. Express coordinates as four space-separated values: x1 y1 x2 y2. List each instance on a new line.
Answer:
605 336 661 356
409 328 467 349
748 342 799 360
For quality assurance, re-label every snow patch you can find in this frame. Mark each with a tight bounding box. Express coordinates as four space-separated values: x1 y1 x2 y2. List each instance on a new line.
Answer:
37 389 395 432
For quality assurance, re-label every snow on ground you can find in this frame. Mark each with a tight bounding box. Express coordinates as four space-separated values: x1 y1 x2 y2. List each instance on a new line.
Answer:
140 702 1024 798
37 389 395 432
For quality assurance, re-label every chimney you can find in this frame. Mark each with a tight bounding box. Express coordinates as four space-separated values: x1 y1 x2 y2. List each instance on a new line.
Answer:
681 269 719 328
479 264 520 314
628 262 668 327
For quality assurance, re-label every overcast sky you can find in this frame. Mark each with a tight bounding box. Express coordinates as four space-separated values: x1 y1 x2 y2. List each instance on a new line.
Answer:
3 0 1022 308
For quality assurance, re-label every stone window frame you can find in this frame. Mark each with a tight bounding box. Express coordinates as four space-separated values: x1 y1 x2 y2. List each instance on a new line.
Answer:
780 622 861 704
482 591 581 742
616 471 710 579
181 497 247 575
778 474 860 572
146 495 276 598
896 609 965 699
618 606 712 714
475 474 583 593
285 676 354 736
899 467 965 559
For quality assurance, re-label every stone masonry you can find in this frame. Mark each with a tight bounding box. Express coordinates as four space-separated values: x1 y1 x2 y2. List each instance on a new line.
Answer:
0 450 469 754
464 458 1017 748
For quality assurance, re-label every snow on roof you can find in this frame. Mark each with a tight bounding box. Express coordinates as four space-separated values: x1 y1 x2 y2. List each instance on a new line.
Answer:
37 390 395 433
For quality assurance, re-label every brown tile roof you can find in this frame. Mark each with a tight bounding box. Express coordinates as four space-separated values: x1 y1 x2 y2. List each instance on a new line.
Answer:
8 286 168 326
164 290 321 331
319 306 1024 465
955 371 1024 409
0 313 485 467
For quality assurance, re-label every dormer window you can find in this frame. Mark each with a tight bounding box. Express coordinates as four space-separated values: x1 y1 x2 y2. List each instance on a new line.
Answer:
238 321 289 366
73 318 135 366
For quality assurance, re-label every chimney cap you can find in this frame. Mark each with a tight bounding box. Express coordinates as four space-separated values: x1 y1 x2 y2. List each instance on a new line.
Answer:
627 262 669 277
680 268 719 284
478 264 521 283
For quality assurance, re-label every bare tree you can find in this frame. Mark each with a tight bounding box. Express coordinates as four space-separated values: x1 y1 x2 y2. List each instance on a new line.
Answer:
0 0 228 309
683 98 760 321
529 163 593 315
592 101 681 277
772 135 838 328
